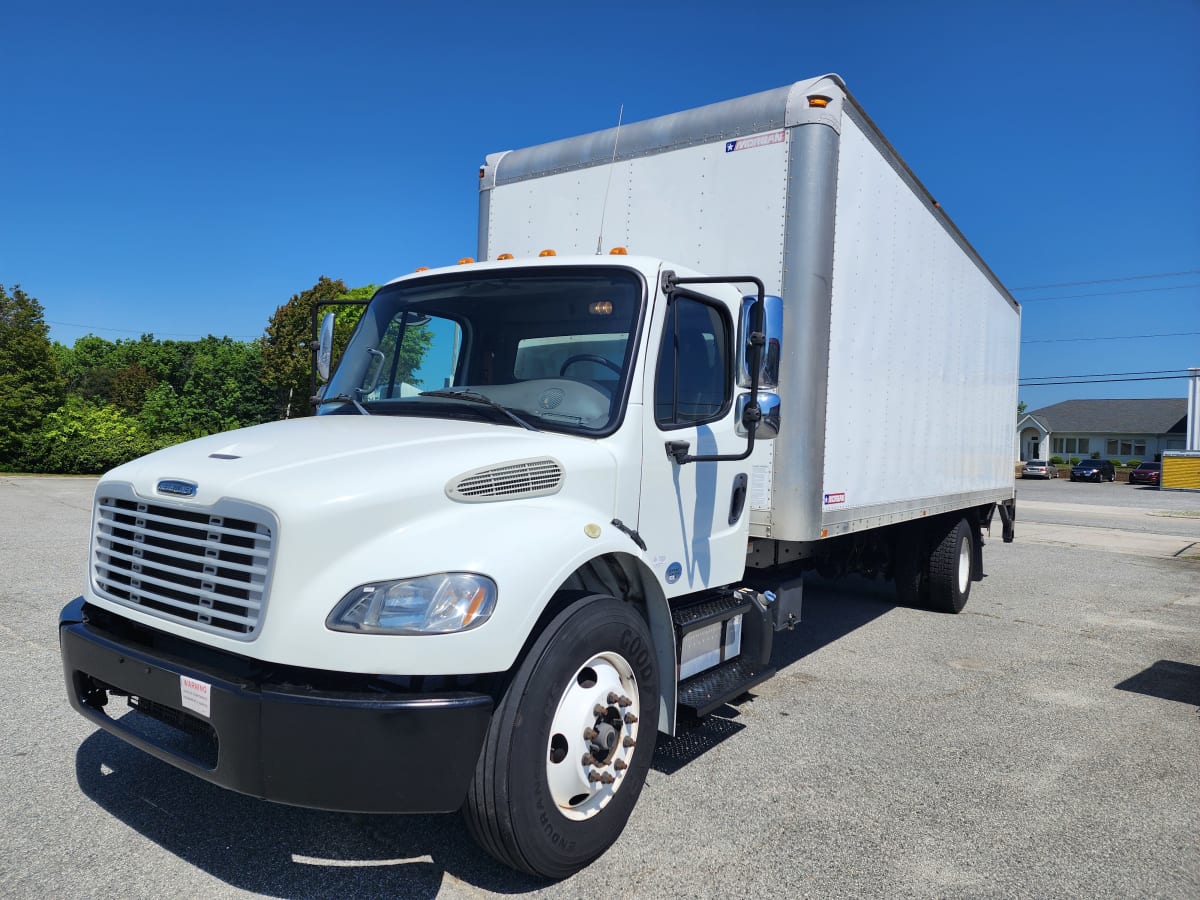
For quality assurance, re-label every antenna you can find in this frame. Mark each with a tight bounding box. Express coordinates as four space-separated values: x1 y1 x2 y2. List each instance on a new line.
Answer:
596 104 624 255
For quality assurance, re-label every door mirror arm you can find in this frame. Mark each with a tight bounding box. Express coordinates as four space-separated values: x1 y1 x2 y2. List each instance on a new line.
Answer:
661 271 766 465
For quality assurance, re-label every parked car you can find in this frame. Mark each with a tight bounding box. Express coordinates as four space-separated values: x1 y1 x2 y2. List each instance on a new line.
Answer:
1070 459 1116 482
1128 461 1161 486
1021 460 1058 479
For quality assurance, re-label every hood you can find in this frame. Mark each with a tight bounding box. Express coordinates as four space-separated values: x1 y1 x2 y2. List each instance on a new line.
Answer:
104 415 619 521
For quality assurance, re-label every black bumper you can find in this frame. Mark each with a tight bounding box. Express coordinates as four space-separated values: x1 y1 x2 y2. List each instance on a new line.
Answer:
60 598 494 814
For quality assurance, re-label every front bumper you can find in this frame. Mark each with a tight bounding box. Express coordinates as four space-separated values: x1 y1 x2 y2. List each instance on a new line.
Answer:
60 598 494 814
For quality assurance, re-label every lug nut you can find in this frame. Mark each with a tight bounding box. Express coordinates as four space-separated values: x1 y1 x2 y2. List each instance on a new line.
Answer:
588 770 604 783
624 712 638 724
581 753 595 766
593 704 607 717
600 772 615 785
623 736 636 748
617 694 633 708
607 692 619 704
613 759 628 771
583 727 598 740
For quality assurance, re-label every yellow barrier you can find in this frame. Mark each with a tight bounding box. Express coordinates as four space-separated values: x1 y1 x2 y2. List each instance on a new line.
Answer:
1162 452 1200 491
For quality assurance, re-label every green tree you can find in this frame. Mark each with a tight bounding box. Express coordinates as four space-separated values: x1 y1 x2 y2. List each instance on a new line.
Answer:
1017 400 1027 417
262 276 352 418
0 284 65 469
21 396 156 474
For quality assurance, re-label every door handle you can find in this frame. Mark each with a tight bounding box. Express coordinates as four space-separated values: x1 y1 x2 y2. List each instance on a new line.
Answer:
728 473 749 525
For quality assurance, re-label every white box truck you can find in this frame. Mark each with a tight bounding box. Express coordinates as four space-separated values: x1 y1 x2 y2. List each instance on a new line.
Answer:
61 75 1019 878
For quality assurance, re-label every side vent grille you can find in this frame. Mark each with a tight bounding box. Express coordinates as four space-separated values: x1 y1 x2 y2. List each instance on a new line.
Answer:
448 458 564 503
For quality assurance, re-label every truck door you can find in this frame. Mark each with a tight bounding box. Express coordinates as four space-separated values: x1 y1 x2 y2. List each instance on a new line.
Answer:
638 288 751 595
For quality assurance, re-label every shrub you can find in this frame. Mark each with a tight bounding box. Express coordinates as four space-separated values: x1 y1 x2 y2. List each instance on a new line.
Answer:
1109 459 1123 468
1126 459 1141 469
19 397 158 474
1069 457 1081 466
1049 456 1064 465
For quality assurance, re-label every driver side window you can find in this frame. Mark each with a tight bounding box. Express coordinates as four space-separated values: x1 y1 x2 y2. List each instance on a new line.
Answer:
654 295 731 428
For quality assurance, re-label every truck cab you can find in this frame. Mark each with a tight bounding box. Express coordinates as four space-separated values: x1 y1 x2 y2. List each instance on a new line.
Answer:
62 253 779 879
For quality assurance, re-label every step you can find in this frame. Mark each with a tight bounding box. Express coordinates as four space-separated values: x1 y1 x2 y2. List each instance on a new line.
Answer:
677 658 776 718
671 591 752 635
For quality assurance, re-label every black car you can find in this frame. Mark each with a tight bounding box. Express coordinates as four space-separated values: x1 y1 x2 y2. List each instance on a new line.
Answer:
1070 459 1115 482
1128 462 1161 486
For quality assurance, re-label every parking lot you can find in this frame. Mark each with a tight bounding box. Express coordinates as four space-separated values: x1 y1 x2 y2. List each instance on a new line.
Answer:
1 475 1197 899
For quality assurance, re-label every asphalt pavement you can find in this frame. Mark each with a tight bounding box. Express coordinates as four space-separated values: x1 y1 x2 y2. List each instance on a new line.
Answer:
1 475 1197 899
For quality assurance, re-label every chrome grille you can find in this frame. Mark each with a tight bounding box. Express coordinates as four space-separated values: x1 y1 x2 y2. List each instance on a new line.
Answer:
448 458 564 502
92 495 273 638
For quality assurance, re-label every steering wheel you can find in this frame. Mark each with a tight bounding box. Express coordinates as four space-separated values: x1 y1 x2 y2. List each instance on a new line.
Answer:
559 354 622 377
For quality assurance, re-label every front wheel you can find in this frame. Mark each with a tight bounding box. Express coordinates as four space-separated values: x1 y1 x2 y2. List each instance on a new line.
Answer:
463 595 659 879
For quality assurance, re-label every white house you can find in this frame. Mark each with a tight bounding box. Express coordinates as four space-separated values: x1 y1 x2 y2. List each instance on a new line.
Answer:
1016 398 1188 463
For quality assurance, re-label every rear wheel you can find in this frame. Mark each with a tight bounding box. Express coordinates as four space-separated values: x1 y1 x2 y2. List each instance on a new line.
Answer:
926 517 975 613
463 595 659 879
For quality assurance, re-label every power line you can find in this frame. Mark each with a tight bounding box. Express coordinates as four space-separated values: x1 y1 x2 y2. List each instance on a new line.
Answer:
1022 330 1200 344
1019 284 1200 302
1022 368 1192 381
1010 269 1200 290
1019 375 1194 387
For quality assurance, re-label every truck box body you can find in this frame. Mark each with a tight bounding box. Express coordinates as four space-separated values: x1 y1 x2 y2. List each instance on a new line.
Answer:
480 74 1020 546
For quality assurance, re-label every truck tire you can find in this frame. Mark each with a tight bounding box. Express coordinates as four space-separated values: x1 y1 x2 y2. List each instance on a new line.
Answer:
926 517 974 613
463 594 659 879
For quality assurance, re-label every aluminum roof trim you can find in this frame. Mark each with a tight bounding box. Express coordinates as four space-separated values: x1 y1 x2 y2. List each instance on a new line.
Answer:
487 75 845 187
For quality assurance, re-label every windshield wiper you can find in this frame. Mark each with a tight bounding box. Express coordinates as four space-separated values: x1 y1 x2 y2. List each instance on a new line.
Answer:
419 389 537 431
312 393 372 416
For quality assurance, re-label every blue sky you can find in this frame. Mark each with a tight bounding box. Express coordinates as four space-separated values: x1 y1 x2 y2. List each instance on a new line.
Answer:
3 0 1197 409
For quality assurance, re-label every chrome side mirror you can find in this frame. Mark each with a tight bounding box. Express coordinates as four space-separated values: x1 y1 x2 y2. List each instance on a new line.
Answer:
737 294 782 389
735 392 781 439
316 312 335 383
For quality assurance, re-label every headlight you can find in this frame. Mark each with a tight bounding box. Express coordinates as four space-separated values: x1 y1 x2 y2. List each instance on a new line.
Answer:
327 573 497 635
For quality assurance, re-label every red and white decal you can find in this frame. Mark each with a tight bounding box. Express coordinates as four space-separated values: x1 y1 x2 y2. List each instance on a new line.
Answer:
180 675 212 718
823 492 846 506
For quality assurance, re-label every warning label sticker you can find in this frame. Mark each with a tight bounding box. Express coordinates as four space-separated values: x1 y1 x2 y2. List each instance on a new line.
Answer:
725 130 785 153
180 675 212 718
823 492 846 506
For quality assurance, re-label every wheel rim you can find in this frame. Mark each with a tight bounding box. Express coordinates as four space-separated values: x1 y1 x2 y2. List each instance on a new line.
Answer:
957 532 971 594
546 652 642 821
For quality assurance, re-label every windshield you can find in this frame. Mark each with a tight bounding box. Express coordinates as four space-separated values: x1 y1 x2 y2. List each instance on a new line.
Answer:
320 266 643 435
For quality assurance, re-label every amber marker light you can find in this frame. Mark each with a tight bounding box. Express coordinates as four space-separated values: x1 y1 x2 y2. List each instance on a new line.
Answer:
539 249 557 257
458 257 475 265
589 300 613 316
497 253 515 260
415 266 430 272
609 246 628 255
808 96 830 108
461 587 488 627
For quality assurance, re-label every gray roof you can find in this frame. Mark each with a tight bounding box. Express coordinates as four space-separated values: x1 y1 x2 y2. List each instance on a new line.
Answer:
1024 398 1187 435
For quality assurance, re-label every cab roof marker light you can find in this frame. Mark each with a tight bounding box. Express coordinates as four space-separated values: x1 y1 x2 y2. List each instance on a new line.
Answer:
497 253 515 260
458 257 475 265
415 266 430 272
539 249 557 257
609 247 628 255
